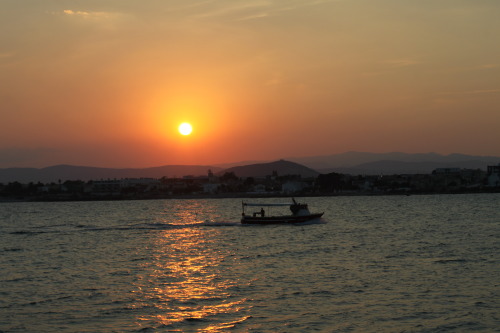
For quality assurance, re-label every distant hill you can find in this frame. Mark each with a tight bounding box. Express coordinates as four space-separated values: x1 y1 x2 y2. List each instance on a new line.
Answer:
330 160 491 175
288 152 500 175
0 165 221 183
2 152 499 183
213 160 266 169
218 160 319 178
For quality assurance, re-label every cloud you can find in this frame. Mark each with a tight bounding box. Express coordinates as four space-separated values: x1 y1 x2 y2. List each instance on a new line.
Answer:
384 58 421 68
55 8 131 30
236 0 340 21
436 88 500 96
361 58 421 76
0 52 17 67
0 52 15 63
185 0 338 22
189 1 270 20
276 0 340 12
478 64 500 69
64 9 102 17
60 9 124 21
0 52 15 59
235 12 269 21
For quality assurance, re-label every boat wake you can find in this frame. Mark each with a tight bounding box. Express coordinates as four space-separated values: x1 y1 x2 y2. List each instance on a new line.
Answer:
4 218 325 236
295 218 327 225
200 220 241 227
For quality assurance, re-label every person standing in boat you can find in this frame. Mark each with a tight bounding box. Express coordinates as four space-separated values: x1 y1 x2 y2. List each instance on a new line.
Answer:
260 208 265 217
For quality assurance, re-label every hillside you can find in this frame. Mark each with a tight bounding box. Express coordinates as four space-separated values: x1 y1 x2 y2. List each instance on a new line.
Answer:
2 152 499 183
0 165 221 183
288 152 500 175
218 160 319 178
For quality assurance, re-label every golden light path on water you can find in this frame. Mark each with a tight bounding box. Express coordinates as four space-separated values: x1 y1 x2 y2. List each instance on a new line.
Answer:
132 202 250 331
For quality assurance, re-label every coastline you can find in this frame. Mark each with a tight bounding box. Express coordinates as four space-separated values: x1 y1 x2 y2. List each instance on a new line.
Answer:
1 187 499 203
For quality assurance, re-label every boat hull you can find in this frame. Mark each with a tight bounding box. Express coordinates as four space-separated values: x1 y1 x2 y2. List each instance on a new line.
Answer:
241 212 324 224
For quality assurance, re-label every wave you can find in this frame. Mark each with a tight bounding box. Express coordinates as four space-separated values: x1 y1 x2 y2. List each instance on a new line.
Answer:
201 220 240 227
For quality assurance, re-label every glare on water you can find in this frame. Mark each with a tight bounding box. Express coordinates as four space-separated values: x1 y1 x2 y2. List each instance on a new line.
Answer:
133 227 249 331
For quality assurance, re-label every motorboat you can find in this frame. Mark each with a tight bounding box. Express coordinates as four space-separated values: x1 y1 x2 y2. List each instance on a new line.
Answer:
241 198 323 224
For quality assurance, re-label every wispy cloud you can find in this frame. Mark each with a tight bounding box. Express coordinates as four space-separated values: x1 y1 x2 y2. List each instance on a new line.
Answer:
276 0 340 13
59 9 127 22
236 12 269 21
361 58 421 76
54 9 130 29
189 1 270 20
436 88 500 96
63 9 109 18
0 52 15 59
0 52 17 67
448 63 500 74
384 58 421 68
237 0 340 21
477 64 499 70
184 0 339 22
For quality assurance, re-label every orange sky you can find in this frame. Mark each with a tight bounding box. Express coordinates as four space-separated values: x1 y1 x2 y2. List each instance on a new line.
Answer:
1 0 499 168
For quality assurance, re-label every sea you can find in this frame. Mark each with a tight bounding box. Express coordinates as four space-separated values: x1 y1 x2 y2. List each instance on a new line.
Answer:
0 194 499 332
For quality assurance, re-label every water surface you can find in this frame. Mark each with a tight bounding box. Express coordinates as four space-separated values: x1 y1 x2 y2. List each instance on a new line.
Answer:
1 194 499 332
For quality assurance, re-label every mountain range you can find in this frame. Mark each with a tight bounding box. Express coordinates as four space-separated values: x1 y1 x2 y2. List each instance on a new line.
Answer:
287 152 499 175
1 152 498 183
0 165 222 184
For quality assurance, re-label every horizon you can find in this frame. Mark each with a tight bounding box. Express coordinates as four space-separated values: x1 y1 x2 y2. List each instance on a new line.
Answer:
1 150 499 170
1 1 499 168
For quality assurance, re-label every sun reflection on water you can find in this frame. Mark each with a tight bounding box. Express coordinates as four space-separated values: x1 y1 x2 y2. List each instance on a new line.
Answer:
163 200 221 226
133 205 249 331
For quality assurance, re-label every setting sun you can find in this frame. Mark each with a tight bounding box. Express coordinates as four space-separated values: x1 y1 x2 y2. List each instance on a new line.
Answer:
178 122 193 136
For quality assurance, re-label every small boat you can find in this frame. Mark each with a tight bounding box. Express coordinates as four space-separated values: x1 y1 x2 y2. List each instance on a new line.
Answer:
241 198 324 224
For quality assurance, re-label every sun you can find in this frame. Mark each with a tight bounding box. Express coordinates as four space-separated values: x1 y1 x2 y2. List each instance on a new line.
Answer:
178 122 193 135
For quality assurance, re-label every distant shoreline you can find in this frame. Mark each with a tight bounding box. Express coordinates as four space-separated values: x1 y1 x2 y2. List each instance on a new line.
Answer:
1 188 499 203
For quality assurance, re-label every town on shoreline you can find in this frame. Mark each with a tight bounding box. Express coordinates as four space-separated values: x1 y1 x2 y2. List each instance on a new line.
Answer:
2 165 499 202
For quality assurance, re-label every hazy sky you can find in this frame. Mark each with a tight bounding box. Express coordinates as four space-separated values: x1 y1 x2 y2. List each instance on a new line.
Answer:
1 0 499 168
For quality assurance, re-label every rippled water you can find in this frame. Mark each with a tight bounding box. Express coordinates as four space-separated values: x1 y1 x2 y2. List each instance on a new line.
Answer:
1 194 499 332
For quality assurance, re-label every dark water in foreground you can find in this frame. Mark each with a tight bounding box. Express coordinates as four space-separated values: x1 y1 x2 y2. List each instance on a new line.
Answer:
1 194 499 332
